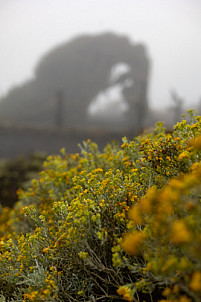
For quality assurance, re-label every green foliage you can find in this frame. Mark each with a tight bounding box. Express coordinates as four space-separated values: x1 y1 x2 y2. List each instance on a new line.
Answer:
0 153 46 208
0 112 201 301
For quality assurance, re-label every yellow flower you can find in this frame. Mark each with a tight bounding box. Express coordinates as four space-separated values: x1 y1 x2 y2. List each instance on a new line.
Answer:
49 266 55 271
162 256 177 272
112 252 122 267
178 151 189 160
117 286 133 302
179 295 193 302
163 287 171 296
190 162 199 171
121 142 128 148
189 135 201 150
24 291 38 301
78 290 85 296
171 220 192 245
94 168 103 173
173 284 179 293
141 186 158 214
78 251 88 259
43 289 51 295
169 178 184 190
123 293 133 302
179 257 192 270
130 194 137 202
190 271 201 292
183 174 198 188
122 231 146 255
129 205 143 225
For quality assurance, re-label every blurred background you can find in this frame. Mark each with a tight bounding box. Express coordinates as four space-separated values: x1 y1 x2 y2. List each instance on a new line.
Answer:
0 0 201 159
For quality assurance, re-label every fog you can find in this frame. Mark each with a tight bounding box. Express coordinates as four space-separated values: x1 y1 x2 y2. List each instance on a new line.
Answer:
0 0 201 110
88 63 131 117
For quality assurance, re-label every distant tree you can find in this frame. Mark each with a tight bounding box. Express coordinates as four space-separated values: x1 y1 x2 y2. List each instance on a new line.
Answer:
0 33 150 130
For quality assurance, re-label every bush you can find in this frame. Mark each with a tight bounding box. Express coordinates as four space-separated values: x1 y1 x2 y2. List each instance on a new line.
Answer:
0 110 200 301
0 153 46 208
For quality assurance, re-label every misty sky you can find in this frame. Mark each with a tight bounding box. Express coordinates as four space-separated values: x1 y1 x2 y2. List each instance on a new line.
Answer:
0 0 201 109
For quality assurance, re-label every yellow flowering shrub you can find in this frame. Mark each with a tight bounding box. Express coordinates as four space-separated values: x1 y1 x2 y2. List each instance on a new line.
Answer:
0 110 200 301
120 113 201 301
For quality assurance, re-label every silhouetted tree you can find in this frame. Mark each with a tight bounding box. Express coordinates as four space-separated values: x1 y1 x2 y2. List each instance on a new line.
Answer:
55 90 64 128
0 33 150 130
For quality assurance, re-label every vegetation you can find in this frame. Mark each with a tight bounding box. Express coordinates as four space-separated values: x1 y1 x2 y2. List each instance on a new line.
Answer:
0 110 200 301
0 153 46 208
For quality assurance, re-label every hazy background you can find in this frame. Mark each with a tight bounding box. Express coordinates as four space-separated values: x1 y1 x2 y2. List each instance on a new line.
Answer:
0 0 201 110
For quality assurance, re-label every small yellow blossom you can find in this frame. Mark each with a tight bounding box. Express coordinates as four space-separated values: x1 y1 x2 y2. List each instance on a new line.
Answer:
122 231 146 255
43 289 51 295
190 271 201 292
162 256 178 272
49 266 55 271
171 220 192 245
190 162 199 171
163 287 171 296
189 135 201 150
117 286 133 302
179 295 193 302
129 205 143 225
78 251 88 259
178 151 189 160
173 284 179 293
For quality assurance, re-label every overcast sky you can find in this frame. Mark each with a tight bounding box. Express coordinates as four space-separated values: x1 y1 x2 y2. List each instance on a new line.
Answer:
0 0 201 109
